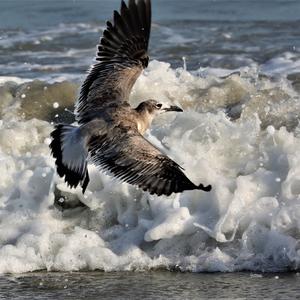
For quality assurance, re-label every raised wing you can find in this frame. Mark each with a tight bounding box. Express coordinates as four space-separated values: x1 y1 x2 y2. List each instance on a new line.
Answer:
88 126 212 196
75 0 151 124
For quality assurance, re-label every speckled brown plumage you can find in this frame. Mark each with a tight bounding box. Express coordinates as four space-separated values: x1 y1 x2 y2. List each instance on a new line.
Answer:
50 0 212 196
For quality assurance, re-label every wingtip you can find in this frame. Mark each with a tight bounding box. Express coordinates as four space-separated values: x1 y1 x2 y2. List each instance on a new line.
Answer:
120 0 128 11
198 183 212 192
81 172 90 194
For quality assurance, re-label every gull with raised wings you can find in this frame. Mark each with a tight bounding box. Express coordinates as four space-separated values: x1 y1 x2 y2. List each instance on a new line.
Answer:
50 0 212 196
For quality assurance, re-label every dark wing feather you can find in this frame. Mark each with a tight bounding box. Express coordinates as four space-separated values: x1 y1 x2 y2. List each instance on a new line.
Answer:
75 0 151 124
88 126 211 196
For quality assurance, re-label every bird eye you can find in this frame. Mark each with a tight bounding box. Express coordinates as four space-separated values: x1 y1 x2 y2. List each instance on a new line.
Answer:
156 103 162 109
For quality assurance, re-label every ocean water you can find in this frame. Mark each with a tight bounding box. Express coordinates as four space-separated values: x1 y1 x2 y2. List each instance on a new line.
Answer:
1 271 299 299
1 0 300 298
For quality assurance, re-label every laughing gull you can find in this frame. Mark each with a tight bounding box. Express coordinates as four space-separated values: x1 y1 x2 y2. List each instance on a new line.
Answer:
50 0 212 196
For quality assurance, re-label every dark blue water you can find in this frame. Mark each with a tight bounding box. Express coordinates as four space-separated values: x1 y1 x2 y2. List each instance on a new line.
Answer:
1 0 300 79
1 271 300 299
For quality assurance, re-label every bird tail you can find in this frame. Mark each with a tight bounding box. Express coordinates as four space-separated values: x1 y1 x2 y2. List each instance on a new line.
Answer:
49 124 89 193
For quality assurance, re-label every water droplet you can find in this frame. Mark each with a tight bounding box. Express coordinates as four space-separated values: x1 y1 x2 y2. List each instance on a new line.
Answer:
58 197 65 203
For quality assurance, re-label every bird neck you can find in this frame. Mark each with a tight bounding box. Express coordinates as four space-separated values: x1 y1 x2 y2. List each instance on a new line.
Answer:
135 110 154 135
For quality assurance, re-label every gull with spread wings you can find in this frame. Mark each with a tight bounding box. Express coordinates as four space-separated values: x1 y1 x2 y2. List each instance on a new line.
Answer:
50 0 212 196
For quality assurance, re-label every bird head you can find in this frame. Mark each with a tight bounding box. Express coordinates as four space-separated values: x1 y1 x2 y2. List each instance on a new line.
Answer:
135 99 183 116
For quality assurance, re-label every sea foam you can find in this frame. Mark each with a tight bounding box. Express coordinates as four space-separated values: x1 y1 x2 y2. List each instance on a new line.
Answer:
0 60 299 273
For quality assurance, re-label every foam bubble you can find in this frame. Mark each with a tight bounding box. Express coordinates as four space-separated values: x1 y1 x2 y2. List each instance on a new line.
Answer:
53 102 59 109
0 61 299 273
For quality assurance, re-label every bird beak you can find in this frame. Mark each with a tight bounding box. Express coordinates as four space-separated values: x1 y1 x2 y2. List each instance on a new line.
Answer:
162 105 183 112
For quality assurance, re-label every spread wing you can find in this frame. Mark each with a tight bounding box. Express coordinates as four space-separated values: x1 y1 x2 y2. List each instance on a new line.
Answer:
75 0 151 124
88 126 212 196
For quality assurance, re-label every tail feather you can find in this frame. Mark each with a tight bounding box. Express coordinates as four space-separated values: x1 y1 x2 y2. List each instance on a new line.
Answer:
50 124 89 193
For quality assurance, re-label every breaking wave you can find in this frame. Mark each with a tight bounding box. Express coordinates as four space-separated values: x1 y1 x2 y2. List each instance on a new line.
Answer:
0 60 300 273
